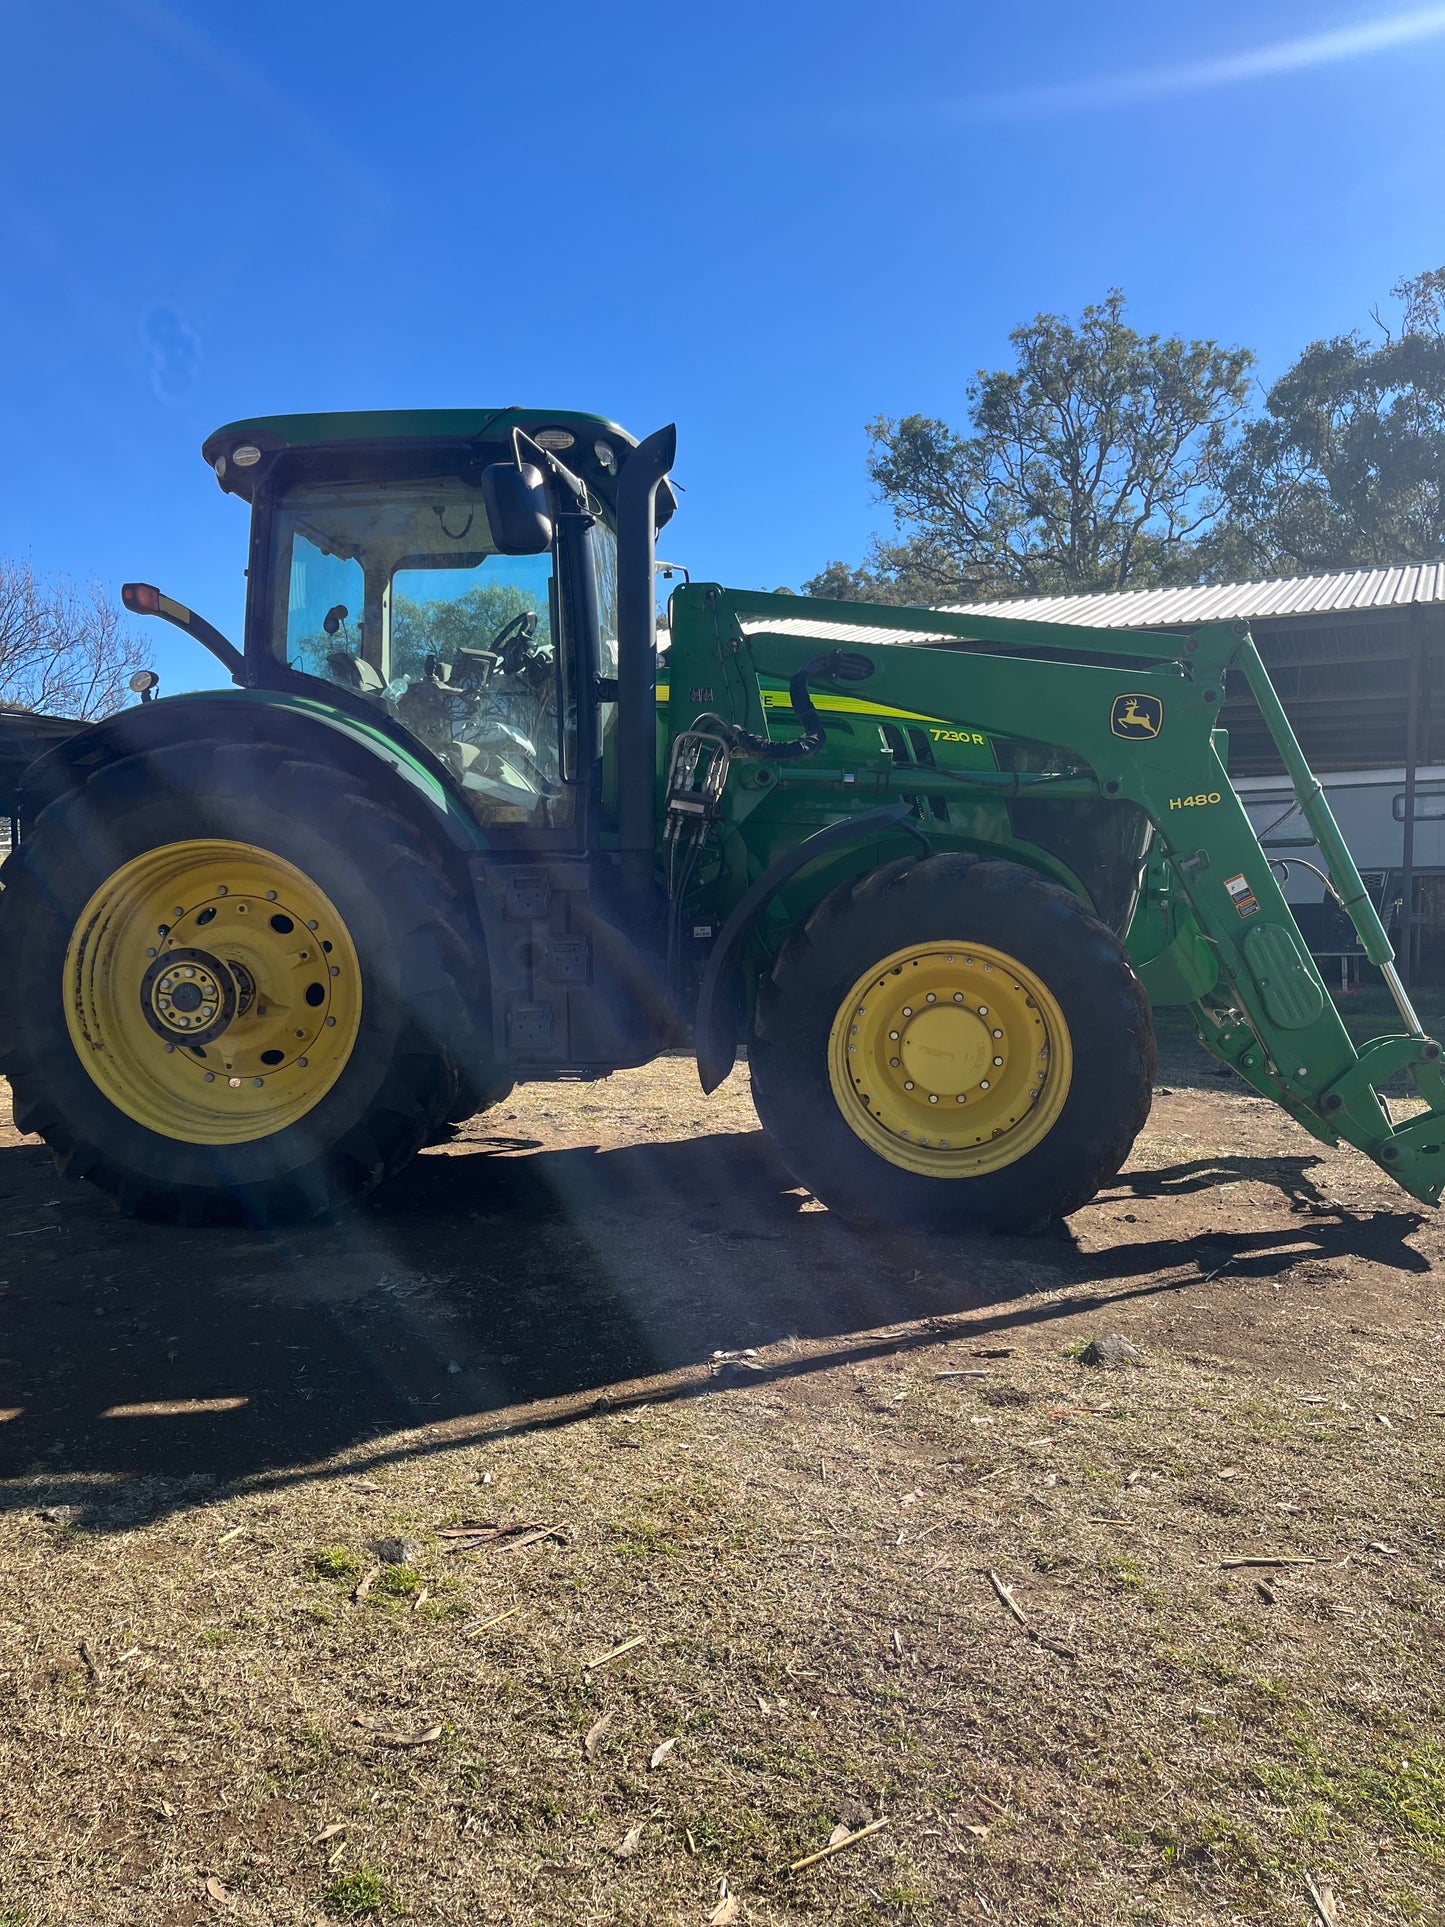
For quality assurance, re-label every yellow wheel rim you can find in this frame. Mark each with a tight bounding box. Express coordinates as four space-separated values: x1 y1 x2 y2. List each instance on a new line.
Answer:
827 941 1073 1178
63 839 362 1146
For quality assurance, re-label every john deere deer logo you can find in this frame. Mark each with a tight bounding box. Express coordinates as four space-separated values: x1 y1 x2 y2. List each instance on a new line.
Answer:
1111 693 1163 739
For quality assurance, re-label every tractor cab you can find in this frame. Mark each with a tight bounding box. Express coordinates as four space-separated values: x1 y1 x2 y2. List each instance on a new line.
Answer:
196 409 668 839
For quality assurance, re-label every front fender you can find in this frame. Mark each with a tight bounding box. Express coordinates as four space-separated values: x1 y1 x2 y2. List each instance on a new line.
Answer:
17 686 486 855
695 800 925 1093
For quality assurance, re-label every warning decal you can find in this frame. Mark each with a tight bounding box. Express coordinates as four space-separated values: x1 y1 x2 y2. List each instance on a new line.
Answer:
1223 872 1261 919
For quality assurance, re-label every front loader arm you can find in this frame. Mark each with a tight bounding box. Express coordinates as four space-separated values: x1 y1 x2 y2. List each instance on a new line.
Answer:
665 586 1445 1207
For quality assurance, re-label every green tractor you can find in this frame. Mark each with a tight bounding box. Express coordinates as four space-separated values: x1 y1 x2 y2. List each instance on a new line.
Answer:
2 408 1443 1228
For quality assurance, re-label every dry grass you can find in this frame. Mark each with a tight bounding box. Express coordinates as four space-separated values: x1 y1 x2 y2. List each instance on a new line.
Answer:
3 1334 1443 1924
2 1059 1445 1925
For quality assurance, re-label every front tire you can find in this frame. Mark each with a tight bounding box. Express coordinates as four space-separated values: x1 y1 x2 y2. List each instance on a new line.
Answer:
0 742 480 1223
749 854 1155 1232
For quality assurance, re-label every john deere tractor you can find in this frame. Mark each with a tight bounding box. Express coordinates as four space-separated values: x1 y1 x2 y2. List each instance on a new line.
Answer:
2 409 1443 1228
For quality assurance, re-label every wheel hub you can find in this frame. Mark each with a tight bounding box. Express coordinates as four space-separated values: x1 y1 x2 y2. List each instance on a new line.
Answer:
827 942 1073 1179
898 1004 992 1096
139 947 237 1046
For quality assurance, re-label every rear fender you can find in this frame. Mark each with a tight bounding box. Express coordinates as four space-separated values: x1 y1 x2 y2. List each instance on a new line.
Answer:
0 710 88 823
15 688 485 857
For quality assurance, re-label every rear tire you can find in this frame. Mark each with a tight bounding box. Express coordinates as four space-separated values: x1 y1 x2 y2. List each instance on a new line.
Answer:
0 742 481 1224
749 854 1154 1232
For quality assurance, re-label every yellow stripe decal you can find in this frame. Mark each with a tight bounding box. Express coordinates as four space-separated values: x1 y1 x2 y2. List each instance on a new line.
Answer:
656 684 965 730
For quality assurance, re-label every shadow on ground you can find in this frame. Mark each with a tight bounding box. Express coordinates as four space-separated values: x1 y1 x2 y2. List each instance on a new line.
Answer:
0 1123 1426 1530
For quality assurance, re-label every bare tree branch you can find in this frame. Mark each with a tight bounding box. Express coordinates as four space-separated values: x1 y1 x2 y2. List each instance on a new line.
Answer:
0 558 150 719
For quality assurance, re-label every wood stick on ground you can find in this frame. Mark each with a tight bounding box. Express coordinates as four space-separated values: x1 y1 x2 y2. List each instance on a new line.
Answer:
985 1570 1078 1660
786 1817 890 1874
460 1604 520 1637
504 1523 568 1553
1220 1556 1317 1569
1304 1872 1340 1926
585 1632 648 1671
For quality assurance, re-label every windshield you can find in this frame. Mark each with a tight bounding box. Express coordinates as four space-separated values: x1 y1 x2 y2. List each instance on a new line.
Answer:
270 479 571 829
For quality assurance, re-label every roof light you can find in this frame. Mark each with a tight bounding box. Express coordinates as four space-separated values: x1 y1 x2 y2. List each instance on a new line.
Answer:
232 444 261 467
122 583 161 614
594 440 617 472
213 455 227 479
533 428 575 451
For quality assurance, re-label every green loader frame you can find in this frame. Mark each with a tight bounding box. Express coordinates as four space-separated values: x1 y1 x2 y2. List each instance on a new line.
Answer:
666 583 1445 1205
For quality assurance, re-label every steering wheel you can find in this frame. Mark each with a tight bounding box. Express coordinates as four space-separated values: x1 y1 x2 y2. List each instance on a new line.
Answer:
490 610 539 677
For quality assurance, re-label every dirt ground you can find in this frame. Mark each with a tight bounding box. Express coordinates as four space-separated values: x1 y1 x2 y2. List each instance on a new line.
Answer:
0 1039 1442 1927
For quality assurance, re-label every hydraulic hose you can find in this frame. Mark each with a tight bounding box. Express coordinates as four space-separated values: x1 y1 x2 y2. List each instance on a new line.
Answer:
702 649 875 760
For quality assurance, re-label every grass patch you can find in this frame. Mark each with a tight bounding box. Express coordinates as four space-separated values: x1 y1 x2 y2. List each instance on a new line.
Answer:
321 1868 395 1917
373 1564 421 1597
309 1545 364 1582
1260 1739 1445 1848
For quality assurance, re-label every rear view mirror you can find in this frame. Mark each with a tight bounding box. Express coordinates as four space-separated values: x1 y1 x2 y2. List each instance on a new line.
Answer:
481 461 553 555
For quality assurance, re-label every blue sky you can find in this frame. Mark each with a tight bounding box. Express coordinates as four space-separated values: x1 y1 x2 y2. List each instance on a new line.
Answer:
2 0 1444 692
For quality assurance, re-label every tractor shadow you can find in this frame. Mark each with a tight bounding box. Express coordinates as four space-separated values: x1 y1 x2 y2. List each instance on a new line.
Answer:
0 1125 1430 1531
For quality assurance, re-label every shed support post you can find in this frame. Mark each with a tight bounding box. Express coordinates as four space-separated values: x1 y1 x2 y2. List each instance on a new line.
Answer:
1401 613 1423 990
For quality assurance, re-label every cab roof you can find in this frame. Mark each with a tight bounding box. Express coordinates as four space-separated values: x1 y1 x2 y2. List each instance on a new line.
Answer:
200 407 667 520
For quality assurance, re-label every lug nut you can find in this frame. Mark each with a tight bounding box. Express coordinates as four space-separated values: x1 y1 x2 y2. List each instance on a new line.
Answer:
926 992 936 1003
904 1080 915 1091
993 1056 1003 1067
889 1029 900 1040
902 1006 913 1016
980 1078 990 1090
928 1094 939 1104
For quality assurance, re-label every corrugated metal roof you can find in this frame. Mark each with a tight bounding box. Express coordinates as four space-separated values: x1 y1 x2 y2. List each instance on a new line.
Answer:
943 563 1445 629
728 567 1445 651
